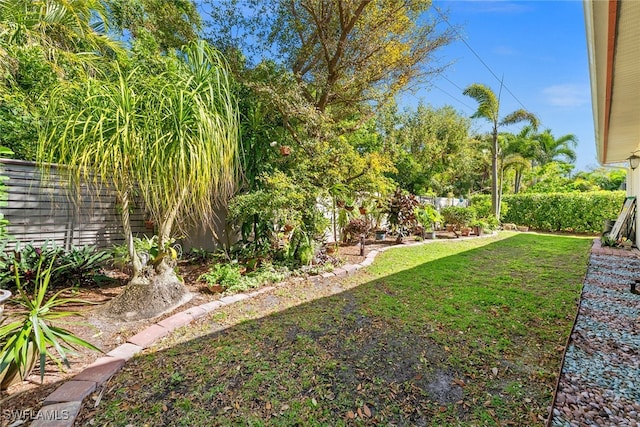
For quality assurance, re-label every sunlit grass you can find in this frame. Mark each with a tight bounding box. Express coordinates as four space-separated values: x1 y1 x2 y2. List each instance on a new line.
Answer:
87 232 591 426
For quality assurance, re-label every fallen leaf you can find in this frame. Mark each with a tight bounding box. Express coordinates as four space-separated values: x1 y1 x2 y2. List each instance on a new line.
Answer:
265 402 272 410
444 346 451 352
452 378 466 387
484 400 492 407
311 398 317 406
439 406 447 412
243 349 250 355
357 383 362 391
363 404 372 417
281 404 290 411
162 404 168 412
346 410 355 419
491 367 498 376
234 402 240 410
357 407 363 418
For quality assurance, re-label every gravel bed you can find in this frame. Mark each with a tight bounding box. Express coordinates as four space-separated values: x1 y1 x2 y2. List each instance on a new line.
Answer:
551 249 640 427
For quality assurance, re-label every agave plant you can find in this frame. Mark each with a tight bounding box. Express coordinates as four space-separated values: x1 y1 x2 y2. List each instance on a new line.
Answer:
0 254 101 387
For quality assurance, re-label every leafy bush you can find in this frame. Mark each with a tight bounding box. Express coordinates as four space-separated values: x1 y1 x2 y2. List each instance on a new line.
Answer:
494 191 625 233
441 206 475 229
469 197 508 219
414 204 442 231
198 262 289 294
198 263 242 289
0 242 110 291
387 189 419 241
342 218 371 242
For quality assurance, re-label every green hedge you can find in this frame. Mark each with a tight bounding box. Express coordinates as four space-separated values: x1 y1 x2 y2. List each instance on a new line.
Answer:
470 191 626 233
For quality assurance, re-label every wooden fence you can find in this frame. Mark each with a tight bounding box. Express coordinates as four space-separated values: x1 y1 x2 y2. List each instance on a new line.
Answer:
0 159 147 250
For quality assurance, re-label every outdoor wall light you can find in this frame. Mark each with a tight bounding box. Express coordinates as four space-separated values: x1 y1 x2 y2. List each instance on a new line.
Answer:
628 154 640 170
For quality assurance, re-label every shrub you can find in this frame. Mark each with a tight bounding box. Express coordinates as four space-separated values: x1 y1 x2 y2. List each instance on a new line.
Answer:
0 242 110 291
198 263 242 289
342 218 371 242
469 197 508 219
494 191 625 233
441 206 475 229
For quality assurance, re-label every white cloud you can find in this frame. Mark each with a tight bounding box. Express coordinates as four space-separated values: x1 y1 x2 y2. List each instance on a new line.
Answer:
542 84 590 108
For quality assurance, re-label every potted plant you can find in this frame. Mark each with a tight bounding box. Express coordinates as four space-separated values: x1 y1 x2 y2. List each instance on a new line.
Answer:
470 219 488 236
441 206 475 238
0 255 101 389
414 204 442 240
374 229 387 240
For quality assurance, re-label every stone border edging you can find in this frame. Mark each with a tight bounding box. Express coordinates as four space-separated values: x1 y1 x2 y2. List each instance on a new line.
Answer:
29 232 496 426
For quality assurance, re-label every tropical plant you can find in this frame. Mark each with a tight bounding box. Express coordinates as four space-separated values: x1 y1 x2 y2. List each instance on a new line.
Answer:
463 83 538 219
0 255 101 386
0 242 110 291
198 263 242 290
38 41 240 320
414 204 442 232
342 218 371 243
532 129 577 167
387 189 419 242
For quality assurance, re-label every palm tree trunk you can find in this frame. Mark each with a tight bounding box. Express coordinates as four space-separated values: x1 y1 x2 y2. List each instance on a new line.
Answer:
514 169 522 194
491 127 499 219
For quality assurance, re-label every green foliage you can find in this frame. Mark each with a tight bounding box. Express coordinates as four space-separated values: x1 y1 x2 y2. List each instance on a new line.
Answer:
198 263 242 290
470 196 508 219
0 255 101 384
499 191 625 233
0 242 110 291
381 104 474 196
441 206 476 229
414 204 442 231
198 262 289 294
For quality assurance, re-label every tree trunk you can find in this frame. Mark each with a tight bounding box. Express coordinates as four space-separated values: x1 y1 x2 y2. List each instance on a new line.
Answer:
491 126 499 219
99 191 192 321
514 169 522 194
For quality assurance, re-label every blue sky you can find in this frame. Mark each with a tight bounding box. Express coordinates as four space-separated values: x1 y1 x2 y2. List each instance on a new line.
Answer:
399 0 596 172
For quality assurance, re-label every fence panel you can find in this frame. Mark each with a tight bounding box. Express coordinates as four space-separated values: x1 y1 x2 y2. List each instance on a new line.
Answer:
0 159 146 250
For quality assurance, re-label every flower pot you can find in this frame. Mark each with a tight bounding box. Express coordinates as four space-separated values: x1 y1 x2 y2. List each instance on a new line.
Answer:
326 244 338 255
461 227 471 237
0 289 10 317
426 231 436 239
374 231 386 240
0 342 37 390
473 226 484 236
279 145 291 156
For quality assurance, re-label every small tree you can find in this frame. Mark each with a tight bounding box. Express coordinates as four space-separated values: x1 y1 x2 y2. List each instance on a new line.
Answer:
38 41 239 320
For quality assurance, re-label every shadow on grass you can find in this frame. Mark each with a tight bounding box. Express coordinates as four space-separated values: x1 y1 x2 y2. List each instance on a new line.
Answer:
84 234 591 426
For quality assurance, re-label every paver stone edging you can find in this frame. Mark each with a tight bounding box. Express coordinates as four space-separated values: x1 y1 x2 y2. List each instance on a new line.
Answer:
30 231 497 426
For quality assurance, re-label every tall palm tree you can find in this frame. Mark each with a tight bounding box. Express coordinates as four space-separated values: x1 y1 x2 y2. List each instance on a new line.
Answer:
463 83 538 218
38 41 240 320
501 126 537 193
533 129 577 166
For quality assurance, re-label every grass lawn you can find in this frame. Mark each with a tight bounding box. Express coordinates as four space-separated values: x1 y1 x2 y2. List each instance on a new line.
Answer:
85 232 591 426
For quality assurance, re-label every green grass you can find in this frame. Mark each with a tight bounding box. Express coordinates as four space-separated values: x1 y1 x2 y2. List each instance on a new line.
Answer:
85 232 591 426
